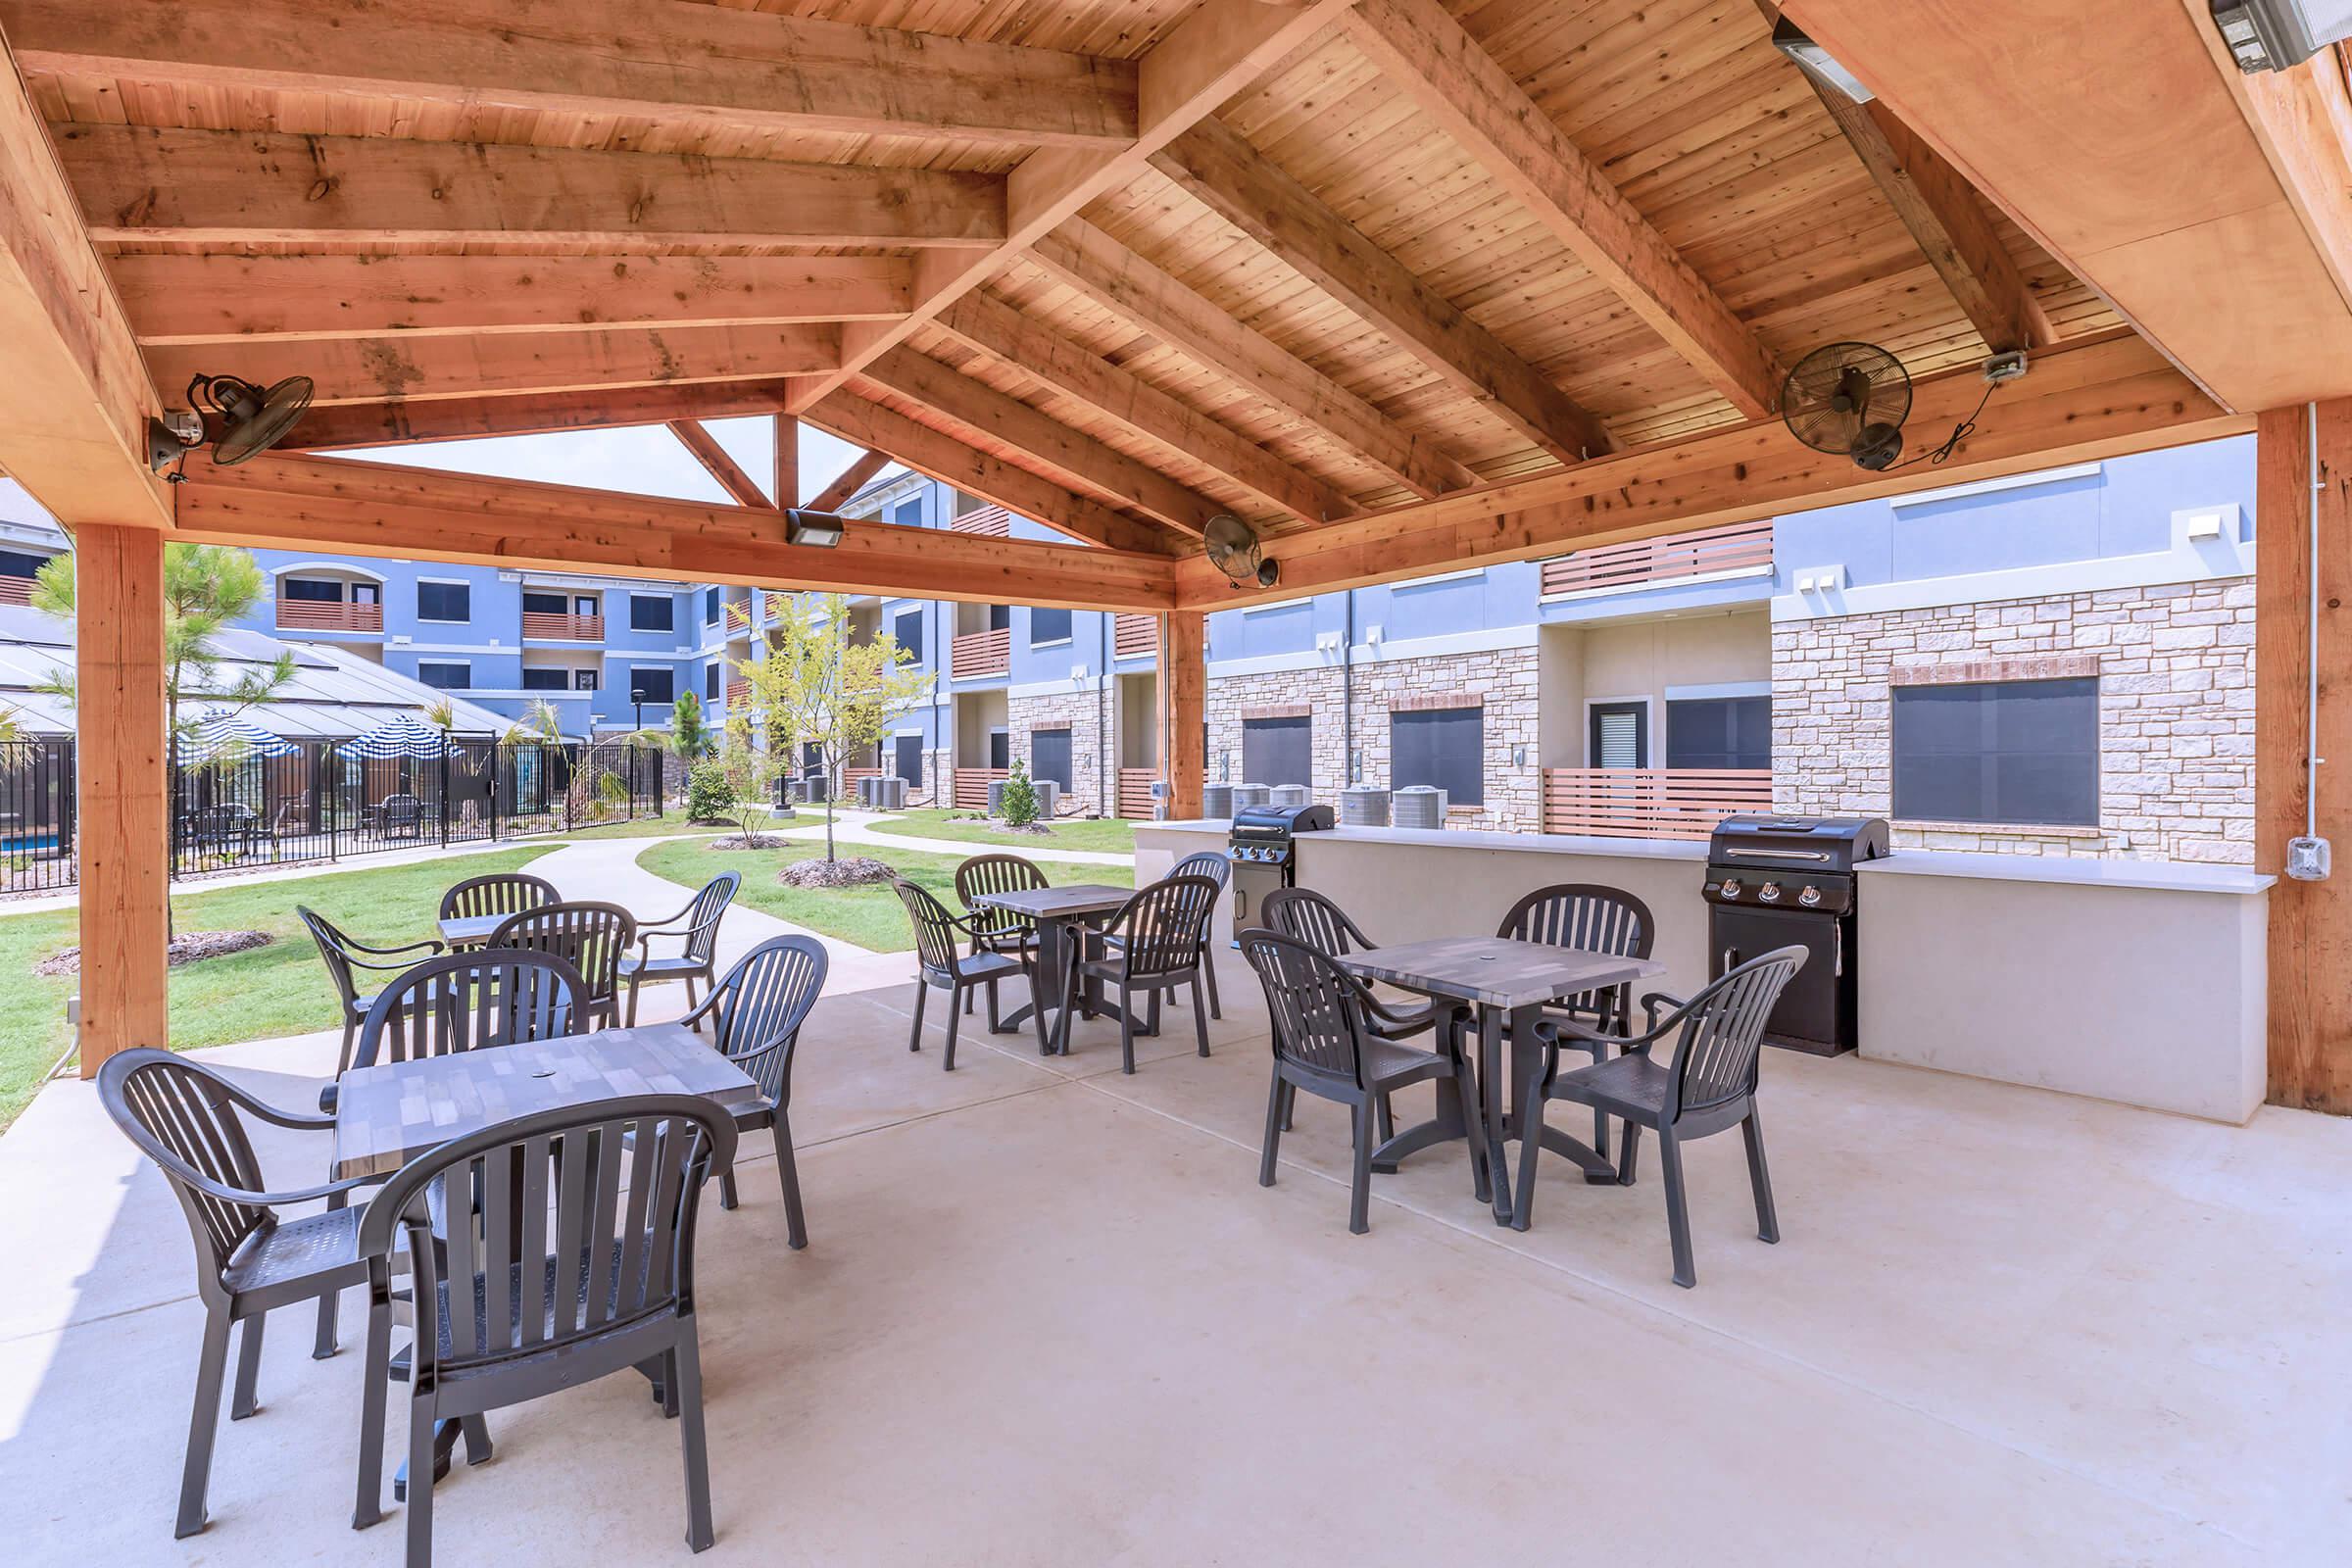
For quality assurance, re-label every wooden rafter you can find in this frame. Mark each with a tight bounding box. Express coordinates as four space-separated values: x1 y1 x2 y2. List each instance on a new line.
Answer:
288 383 795 451
0 0 1141 149
1180 333 2235 605
0 42 169 526
1346 0 1784 419
772 415 799 512
59 126 1007 249
1026 219 1480 500
111 255 910 345
172 452 1179 612
788 0 1365 416
806 393 1176 558
669 420 773 510
808 450 892 514
862 347 1217 539
149 324 840 408
1151 119 1613 466
1755 4 2048 358
932 290 1356 525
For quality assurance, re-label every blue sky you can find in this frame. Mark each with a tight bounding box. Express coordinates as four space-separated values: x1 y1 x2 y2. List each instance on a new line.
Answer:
339 416 897 508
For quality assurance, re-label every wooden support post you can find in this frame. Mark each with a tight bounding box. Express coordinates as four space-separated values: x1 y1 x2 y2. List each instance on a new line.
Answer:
2258 400 2352 1113
74 524 170 1076
1162 611 1205 821
774 415 800 510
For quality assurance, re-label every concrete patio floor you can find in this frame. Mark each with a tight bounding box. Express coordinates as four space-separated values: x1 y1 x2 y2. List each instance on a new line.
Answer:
1 953 2345 1566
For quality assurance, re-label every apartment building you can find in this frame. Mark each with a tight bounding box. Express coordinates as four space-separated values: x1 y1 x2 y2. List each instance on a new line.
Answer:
807 433 2257 861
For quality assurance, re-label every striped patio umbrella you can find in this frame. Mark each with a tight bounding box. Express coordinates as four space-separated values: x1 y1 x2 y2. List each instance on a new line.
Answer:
180 707 298 765
335 712 452 759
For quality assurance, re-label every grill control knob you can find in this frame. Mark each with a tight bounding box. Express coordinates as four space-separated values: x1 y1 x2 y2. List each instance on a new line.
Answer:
1718 879 1742 900
1797 885 1822 907
1758 882 1782 903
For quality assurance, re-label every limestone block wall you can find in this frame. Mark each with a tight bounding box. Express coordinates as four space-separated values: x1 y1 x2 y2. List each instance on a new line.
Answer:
1007 688 1112 817
1772 579 2255 861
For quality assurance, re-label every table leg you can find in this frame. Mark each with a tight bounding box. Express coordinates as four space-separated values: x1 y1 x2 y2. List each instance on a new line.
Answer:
1370 1005 1469 1175
1482 1005 1518 1227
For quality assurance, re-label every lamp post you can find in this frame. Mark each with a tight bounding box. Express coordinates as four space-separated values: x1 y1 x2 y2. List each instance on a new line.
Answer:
631 687 645 731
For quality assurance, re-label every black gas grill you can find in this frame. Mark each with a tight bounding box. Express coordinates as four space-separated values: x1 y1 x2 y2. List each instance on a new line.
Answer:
1227 803 1334 940
1701 815 1888 1055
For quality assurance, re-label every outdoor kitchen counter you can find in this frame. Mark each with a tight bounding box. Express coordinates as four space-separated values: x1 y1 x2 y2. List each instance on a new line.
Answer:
1135 821 2272 1125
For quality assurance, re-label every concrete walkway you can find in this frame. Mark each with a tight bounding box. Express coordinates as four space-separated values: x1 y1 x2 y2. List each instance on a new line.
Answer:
763 807 1135 867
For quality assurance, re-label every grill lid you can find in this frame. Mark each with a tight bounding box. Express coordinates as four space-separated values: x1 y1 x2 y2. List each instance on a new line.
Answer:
1229 803 1335 841
1707 814 1889 870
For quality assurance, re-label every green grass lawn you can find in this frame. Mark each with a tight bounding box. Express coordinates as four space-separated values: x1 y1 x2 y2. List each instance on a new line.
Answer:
636 838 1131 953
860 808 1136 856
552 815 728 841
0 847 554 1132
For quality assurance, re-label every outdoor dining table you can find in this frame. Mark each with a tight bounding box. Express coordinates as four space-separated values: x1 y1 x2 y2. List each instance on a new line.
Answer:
1337 936 1665 1229
965 882 1136 1057
432 911 507 950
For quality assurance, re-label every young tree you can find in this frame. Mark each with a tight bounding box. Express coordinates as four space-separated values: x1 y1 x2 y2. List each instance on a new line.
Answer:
998 756 1040 828
31 542 296 747
667 689 716 762
733 593 931 862
716 710 793 844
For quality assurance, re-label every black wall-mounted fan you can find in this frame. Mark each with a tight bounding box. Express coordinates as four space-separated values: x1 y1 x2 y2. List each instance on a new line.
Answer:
190 373 316 466
1782 342 1911 471
1204 514 1279 589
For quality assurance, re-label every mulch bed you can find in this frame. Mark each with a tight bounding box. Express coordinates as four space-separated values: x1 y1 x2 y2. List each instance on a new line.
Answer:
777 856 895 889
710 833 793 850
34 929 271 977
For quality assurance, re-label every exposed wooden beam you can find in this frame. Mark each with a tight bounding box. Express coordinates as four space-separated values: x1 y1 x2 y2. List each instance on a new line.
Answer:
772 415 799 511
789 0 1363 414
1028 219 1479 499
58 125 1006 249
808 449 892 513
1 0 1140 149
2196 7 2352 329
110 254 911 345
150 325 840 408
669 419 773 510
73 523 169 1074
0 39 170 526
805 392 1176 557
1783 0 2352 409
933 290 1356 525
1162 612 1205 821
1152 119 1612 466
1346 0 1783 418
1176 332 2239 606
862 346 1220 538
1753 3 2049 357
172 453 1179 613
288 382 795 451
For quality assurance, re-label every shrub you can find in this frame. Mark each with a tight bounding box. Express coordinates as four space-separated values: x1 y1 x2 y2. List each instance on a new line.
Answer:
685 760 735 822
999 757 1040 828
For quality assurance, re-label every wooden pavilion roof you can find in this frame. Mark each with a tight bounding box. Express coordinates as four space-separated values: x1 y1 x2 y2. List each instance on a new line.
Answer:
2 0 2345 609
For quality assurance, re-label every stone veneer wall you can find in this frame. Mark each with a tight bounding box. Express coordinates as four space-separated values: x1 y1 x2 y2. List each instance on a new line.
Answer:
1203 648 1542 832
1772 578 2254 862
1007 689 1112 817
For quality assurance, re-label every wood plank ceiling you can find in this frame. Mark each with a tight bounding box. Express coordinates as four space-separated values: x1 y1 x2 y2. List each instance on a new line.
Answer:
4 0 2124 560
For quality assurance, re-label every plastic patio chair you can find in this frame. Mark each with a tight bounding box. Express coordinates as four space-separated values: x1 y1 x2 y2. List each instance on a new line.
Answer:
682 935 829 1247
621 871 741 1025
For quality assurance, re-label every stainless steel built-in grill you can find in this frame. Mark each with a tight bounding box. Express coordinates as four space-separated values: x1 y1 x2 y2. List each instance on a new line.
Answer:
1701 815 1889 1055
1227 803 1335 941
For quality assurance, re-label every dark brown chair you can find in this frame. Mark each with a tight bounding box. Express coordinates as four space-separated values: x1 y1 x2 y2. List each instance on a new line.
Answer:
1512 946 1808 1285
97 1048 382 1539
952 854 1046 1022
489 900 637 1028
436 871 559 926
683 935 828 1247
621 871 741 1024
1496 884 1656 1159
1070 873 1220 1072
353 1096 737 1563
1169 850 1232 1018
1260 885 1453 1141
1238 929 1486 1235
298 906 444 1077
895 879 1047 1069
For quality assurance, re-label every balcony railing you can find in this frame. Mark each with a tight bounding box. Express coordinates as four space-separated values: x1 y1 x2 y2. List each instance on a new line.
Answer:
1116 767 1160 819
724 679 750 710
276 599 382 633
0 573 35 606
725 600 752 632
1541 519 1773 598
521 611 603 641
954 767 1007 809
951 505 1013 538
951 627 1010 680
1113 613 1157 662
1541 768 1774 841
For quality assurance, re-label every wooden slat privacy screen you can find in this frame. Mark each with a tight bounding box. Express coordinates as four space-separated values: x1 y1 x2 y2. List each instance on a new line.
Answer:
1542 520 1773 597
1542 768 1773 840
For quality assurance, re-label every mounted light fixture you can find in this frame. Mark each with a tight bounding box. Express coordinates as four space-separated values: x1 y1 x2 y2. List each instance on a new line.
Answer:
1769 17 1873 102
782 509 849 548
2209 0 2352 72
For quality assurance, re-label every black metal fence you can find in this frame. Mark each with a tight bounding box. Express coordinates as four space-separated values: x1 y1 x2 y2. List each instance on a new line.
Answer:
0 735 664 894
